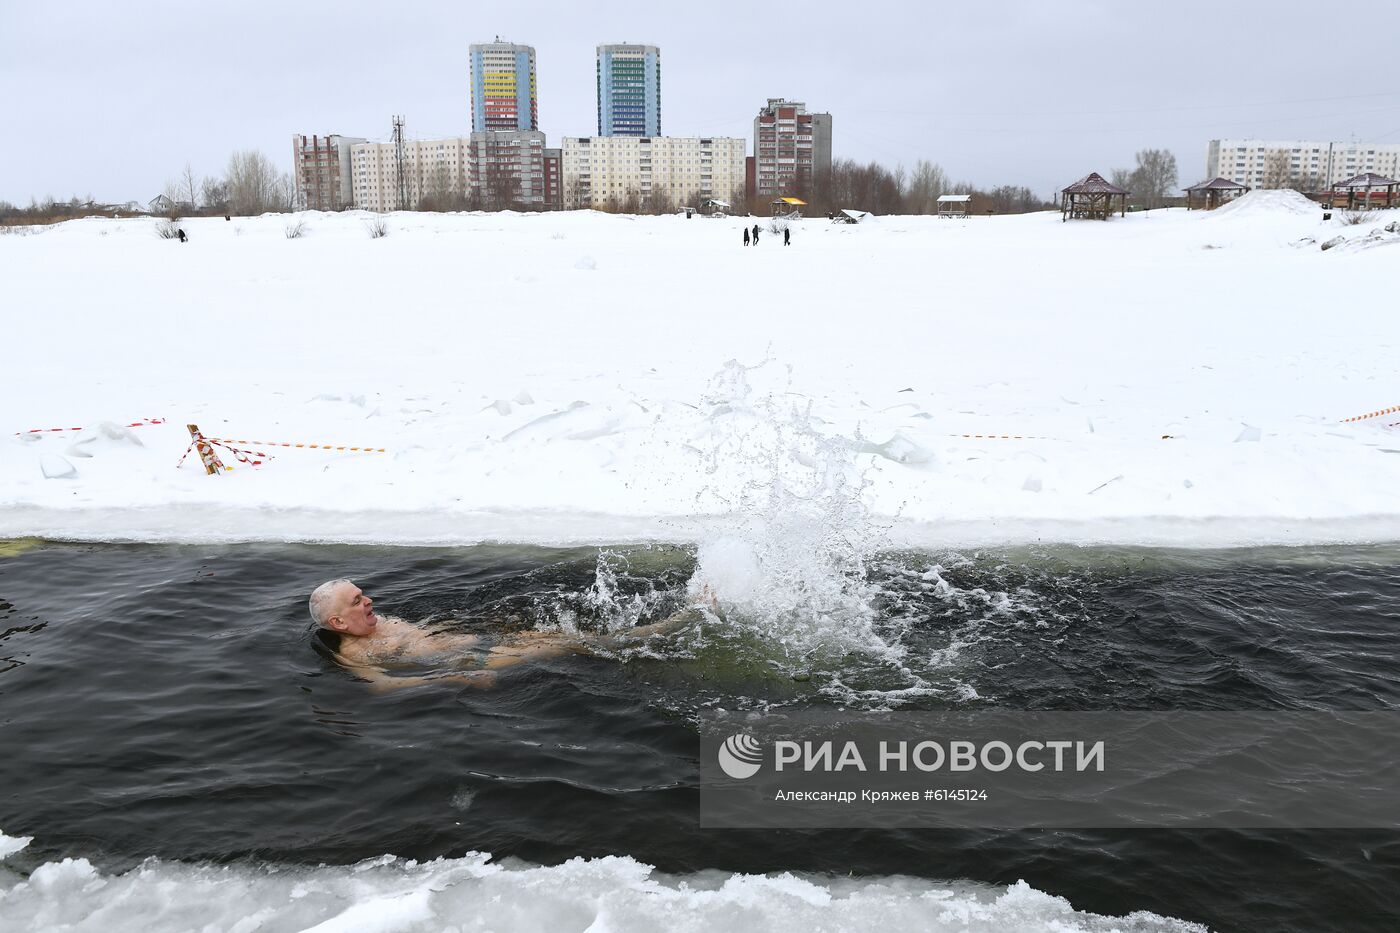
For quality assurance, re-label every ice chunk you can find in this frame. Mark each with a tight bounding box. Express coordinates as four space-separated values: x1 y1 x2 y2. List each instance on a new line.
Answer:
513 391 535 406
861 432 933 465
0 832 32 860
41 453 77 478
1235 425 1262 443
1321 236 1345 251
1022 475 1042 493
574 255 597 270
67 422 144 458
30 856 98 890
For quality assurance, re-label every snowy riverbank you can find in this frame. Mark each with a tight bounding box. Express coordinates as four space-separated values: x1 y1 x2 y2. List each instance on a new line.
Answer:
4 196 1399 548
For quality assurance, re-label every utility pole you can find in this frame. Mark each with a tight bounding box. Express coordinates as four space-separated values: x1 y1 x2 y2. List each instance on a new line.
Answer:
392 115 408 210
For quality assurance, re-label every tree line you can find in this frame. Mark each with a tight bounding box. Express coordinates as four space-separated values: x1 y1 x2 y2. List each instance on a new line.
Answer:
2 145 1195 224
158 151 294 217
1107 149 1180 210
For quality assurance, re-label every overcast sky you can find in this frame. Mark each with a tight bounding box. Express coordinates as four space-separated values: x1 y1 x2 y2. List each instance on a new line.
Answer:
4 0 1399 205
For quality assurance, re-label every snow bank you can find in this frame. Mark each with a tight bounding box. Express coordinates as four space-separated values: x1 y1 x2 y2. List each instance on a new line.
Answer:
0 830 1203 932
1210 188 1320 218
2 208 1397 548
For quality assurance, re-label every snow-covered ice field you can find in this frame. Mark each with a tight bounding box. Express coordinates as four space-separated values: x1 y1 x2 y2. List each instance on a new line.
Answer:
4 192 1399 548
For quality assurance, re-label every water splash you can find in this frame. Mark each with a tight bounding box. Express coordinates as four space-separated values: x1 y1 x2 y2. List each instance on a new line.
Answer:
547 548 686 635
687 359 899 665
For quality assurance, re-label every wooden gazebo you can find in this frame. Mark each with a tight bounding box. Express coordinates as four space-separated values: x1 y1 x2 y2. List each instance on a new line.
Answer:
1060 172 1128 221
771 196 807 217
1184 177 1248 210
937 193 971 218
1331 172 1399 210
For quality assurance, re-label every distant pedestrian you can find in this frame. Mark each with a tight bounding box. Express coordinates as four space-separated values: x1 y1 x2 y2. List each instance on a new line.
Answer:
177 228 187 243
743 227 750 246
752 223 760 244
783 227 790 246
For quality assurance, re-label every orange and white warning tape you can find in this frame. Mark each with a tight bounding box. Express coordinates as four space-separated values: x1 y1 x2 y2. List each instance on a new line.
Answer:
1340 405 1400 424
176 437 269 470
15 417 165 436
205 437 386 453
946 433 1048 441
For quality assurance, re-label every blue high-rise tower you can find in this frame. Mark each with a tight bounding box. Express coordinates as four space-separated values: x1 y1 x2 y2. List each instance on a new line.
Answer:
596 44 660 137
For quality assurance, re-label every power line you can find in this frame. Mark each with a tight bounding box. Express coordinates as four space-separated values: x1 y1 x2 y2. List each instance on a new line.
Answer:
861 90 1400 120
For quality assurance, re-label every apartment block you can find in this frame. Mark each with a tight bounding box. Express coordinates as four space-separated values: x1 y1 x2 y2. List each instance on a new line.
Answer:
597 44 660 137
470 40 538 132
543 148 563 211
1206 139 1400 189
349 137 471 211
561 136 745 209
292 134 365 210
751 99 832 200
468 130 549 209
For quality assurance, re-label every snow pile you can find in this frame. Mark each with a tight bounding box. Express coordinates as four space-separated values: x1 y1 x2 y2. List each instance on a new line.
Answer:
2 208 1398 548
1210 188 1320 218
0 831 1204 933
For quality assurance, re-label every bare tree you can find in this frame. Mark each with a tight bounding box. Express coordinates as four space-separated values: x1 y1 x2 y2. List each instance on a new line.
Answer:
226 150 284 215
181 163 200 212
904 159 949 214
1260 151 1293 189
566 175 590 211
417 161 470 212
160 180 184 219
201 177 229 214
1128 148 1178 209
278 172 297 211
1288 168 1323 193
641 186 676 215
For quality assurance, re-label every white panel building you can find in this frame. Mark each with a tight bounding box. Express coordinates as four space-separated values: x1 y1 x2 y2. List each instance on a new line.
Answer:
1206 139 1400 189
349 137 472 211
467 130 548 209
561 136 745 209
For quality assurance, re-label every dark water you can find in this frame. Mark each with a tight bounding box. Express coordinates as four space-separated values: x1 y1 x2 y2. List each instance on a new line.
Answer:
1 540 1398 931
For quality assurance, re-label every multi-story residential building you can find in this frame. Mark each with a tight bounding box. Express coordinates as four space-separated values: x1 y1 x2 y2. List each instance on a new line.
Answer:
561 136 745 209
468 130 549 209
470 40 538 132
750 98 832 200
543 148 563 211
1205 139 1400 190
596 44 660 137
292 134 365 210
349 137 471 211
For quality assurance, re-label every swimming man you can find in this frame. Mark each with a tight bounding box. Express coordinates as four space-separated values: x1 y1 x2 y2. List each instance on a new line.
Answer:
309 578 698 689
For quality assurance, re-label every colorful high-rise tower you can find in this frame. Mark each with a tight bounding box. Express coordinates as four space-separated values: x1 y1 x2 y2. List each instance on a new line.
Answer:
470 40 538 132
596 44 660 137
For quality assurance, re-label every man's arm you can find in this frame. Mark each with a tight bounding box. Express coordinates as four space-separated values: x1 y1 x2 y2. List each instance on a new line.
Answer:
343 662 498 692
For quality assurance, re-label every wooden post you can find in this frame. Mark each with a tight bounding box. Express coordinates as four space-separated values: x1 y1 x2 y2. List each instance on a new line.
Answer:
187 424 226 475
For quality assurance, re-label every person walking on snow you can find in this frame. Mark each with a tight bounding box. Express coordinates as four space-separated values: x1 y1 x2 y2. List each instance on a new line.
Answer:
743 227 750 246
784 227 790 246
752 223 760 245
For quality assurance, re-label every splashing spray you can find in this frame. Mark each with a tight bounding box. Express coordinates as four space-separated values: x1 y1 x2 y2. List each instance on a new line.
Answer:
688 360 902 664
